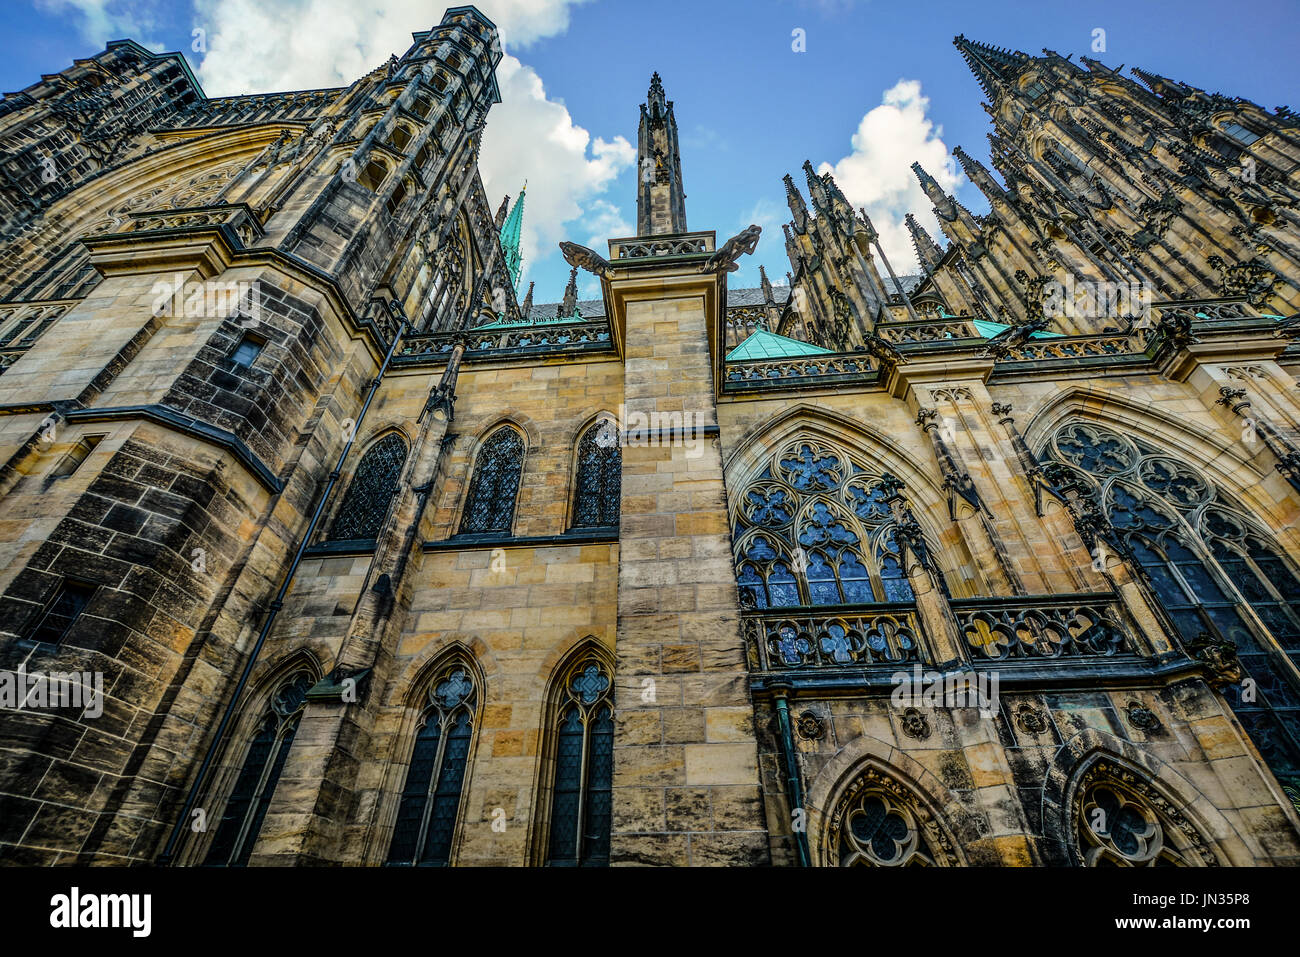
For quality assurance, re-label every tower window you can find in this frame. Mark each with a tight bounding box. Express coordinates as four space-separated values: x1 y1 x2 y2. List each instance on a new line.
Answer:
1221 122 1260 146
49 434 104 479
27 579 97 645
1022 79 1048 101
230 333 264 369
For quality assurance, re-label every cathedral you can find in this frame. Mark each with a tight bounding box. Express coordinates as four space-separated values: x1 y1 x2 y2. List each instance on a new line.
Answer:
0 5 1298 867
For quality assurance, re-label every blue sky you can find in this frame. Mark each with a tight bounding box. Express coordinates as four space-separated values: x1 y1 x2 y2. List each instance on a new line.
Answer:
4 0 1298 304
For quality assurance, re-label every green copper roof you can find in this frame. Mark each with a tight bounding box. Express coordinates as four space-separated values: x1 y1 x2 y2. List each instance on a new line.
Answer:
971 318 1064 339
499 184 525 291
726 329 833 361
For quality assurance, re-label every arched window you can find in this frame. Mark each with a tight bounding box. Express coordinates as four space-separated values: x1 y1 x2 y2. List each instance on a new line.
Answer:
571 419 621 529
386 662 477 867
459 427 524 534
825 765 956 866
731 436 918 609
1043 421 1300 792
1072 759 1214 866
328 433 408 542
203 671 312 866
545 652 613 867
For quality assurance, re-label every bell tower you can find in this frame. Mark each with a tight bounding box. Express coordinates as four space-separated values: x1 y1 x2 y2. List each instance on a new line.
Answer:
636 72 688 235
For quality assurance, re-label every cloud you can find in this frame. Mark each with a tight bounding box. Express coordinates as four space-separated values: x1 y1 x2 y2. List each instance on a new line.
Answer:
476 57 634 286
730 197 785 290
191 0 594 95
185 0 631 289
817 78 962 274
37 0 164 49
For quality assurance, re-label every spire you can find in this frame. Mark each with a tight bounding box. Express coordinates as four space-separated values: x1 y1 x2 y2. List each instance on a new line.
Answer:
499 183 526 290
559 266 579 318
953 146 1006 203
905 214 944 270
1130 65 1194 99
911 162 959 222
953 35 1030 100
803 160 831 212
783 173 809 232
759 264 775 305
637 72 688 235
520 280 534 319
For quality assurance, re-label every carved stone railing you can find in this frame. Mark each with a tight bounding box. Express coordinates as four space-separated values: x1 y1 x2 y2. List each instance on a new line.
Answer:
951 594 1132 660
999 332 1143 361
123 203 264 247
877 318 979 343
1151 297 1259 324
742 604 923 672
723 353 878 390
609 231 714 261
162 90 340 130
396 320 613 362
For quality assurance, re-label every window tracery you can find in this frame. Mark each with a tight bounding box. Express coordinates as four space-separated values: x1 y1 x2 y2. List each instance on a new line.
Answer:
459 426 523 534
545 652 613 867
826 766 957 867
571 418 620 529
327 433 408 542
732 437 916 609
1072 760 1215 866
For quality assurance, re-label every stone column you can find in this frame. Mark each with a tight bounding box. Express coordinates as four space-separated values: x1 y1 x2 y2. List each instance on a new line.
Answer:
606 262 769 866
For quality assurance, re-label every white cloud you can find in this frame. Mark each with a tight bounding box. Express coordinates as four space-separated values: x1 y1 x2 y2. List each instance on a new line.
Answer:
476 56 634 286
818 78 963 275
37 0 164 48
185 0 631 288
191 0 594 95
730 197 785 290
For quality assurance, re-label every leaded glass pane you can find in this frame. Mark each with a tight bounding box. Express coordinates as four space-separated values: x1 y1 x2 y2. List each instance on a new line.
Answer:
386 717 441 865
328 433 408 541
460 428 524 534
572 421 621 528
548 706 584 865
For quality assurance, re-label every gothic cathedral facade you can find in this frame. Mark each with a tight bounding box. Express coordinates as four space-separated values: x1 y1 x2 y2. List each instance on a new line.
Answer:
1 7 1298 866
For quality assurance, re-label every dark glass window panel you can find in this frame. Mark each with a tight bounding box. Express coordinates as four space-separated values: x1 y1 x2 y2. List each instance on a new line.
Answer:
420 709 472 865
460 428 524 534
386 716 442 865
548 706 584 865
204 716 275 865
806 552 840 605
329 434 408 541
839 552 874 604
230 336 262 368
571 423 621 528
28 579 96 644
233 717 299 866
738 564 767 609
768 562 799 607
582 704 614 866
879 554 913 602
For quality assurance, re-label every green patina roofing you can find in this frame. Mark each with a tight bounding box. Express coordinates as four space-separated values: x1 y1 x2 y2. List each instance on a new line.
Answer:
971 317 1064 339
499 184 525 291
726 329 833 361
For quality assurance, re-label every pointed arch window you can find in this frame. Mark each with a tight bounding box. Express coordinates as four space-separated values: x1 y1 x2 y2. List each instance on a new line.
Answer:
826 765 957 866
571 418 621 529
1072 760 1215 866
459 427 524 534
546 653 613 867
203 671 312 866
731 437 917 609
328 433 408 542
386 662 477 866
1043 421 1300 793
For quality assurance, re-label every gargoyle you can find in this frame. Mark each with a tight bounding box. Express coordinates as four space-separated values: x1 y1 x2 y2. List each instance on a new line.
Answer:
558 241 612 278
981 316 1051 358
702 224 761 273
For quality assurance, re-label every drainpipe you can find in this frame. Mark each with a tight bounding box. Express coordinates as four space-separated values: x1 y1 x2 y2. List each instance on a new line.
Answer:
157 311 409 864
771 685 811 867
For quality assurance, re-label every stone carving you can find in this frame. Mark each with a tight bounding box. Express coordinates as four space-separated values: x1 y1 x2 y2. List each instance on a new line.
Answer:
702 223 761 274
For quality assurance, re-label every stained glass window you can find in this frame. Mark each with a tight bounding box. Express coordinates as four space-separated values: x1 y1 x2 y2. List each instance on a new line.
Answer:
1044 421 1300 794
830 773 941 867
328 433 408 542
546 654 613 867
571 419 621 529
459 427 524 534
204 671 312 866
731 438 919 609
386 663 477 866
